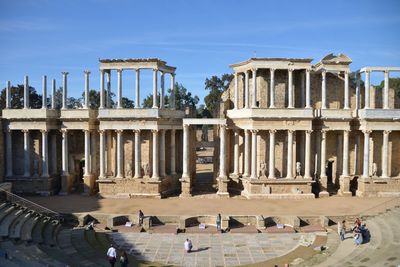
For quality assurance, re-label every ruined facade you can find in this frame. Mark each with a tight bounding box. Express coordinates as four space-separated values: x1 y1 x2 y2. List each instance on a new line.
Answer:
1 54 400 198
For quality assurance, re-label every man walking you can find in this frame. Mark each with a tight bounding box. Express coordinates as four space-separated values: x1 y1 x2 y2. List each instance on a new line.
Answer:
107 244 117 267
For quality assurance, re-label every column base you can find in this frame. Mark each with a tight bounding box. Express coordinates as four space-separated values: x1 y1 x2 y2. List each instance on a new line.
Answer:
179 177 192 198
338 175 352 197
318 191 330 198
83 174 96 195
216 177 229 198
60 174 73 195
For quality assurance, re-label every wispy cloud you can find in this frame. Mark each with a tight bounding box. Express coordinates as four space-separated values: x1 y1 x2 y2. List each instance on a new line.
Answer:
0 18 56 32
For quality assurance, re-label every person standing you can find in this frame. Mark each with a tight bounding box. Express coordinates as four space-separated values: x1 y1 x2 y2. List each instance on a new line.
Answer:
119 250 129 267
107 244 117 267
216 213 222 231
138 210 144 226
338 220 346 241
184 238 193 253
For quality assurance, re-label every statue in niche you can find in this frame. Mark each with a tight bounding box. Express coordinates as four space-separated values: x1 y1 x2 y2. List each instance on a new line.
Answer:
33 158 39 177
143 163 150 177
372 163 378 177
259 162 267 178
125 163 132 178
296 162 302 177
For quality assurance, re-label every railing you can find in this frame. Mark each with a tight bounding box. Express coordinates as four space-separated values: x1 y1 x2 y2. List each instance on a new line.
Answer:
0 188 61 221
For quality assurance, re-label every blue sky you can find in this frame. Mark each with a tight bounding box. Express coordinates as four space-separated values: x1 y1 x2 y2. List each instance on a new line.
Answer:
0 0 399 104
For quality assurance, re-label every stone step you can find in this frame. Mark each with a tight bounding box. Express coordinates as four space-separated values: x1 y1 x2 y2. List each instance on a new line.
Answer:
56 228 96 266
84 230 111 265
31 217 49 244
70 228 108 266
0 205 17 223
20 214 40 241
0 207 25 237
9 210 34 239
0 202 9 211
42 220 59 246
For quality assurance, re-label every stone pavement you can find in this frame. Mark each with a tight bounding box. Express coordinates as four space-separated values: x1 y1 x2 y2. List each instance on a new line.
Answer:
110 232 317 266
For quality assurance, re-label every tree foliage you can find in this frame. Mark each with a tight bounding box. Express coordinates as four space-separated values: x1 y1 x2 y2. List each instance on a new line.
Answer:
375 77 400 98
0 84 42 109
204 74 233 117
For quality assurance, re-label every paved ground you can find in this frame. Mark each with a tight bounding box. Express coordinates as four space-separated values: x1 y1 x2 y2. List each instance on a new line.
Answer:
111 232 318 267
26 195 400 216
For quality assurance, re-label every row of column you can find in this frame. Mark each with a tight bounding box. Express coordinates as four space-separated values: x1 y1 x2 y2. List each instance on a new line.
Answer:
5 129 56 178
98 129 177 180
357 70 391 109
99 69 176 109
233 69 352 110
230 129 313 179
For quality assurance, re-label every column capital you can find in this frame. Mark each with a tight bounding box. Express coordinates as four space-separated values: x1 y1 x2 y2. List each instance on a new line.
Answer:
61 71 69 76
60 129 68 134
153 68 158 72
288 129 295 134
288 68 294 72
100 69 105 74
171 128 176 133
364 69 371 74
269 129 277 134
133 129 141 134
40 129 48 134
343 70 349 75
83 129 92 133
321 129 329 134
220 124 227 129
84 70 91 75
306 130 313 134
251 129 259 134
115 129 123 134
98 130 105 134
362 130 372 134
384 70 389 75
116 69 123 73
151 129 159 133
383 130 392 134
305 68 311 73
252 68 258 73
343 129 351 133
21 129 29 133
183 124 190 129
270 68 276 73
170 72 175 77
321 69 327 75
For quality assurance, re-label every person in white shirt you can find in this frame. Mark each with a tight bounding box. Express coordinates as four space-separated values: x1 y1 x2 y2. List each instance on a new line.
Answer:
184 238 193 253
107 244 117 267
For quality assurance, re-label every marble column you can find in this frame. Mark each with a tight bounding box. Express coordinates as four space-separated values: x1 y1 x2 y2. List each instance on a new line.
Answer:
320 130 327 178
252 69 257 108
51 79 56 109
269 69 275 108
152 130 159 179
250 130 258 179
268 130 276 179
321 70 327 109
134 130 142 178
6 130 13 177
364 71 370 109
170 73 176 109
51 132 57 175
23 130 30 177
84 71 90 108
234 72 239 109
286 130 294 178
116 130 123 178
84 130 91 176
99 130 106 178
355 72 360 109
160 129 166 177
62 72 68 109
41 130 49 177
245 71 249 108
219 125 227 178
160 72 165 109
100 70 105 109
288 69 294 108
182 125 190 179
6 81 11 108
170 129 176 175
342 130 350 177
232 130 239 177
362 130 371 178
61 130 69 176
42 75 47 109
106 71 111 108
24 76 29 109
305 69 311 108
383 71 389 109
381 130 390 178
344 71 349 109
117 69 123 109
304 130 312 179
135 69 141 108
152 69 158 108
243 129 250 177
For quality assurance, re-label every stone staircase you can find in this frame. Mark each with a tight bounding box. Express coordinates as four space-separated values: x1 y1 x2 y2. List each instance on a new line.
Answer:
307 207 400 267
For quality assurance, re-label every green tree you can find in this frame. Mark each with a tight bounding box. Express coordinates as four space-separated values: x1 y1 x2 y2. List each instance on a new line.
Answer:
121 97 134 108
0 84 42 109
204 74 233 117
196 104 212 118
142 82 199 109
375 77 400 99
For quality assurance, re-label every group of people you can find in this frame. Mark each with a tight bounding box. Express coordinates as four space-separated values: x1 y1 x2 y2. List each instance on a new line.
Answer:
106 244 128 267
337 217 369 245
